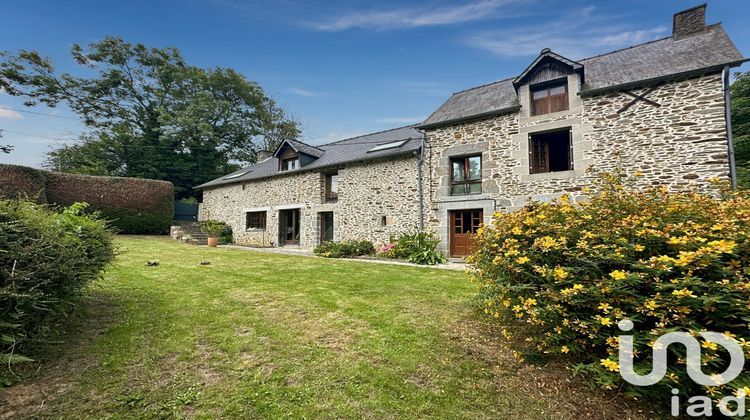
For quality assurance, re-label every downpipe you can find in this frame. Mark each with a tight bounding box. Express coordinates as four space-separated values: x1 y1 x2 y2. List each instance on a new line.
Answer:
722 65 738 189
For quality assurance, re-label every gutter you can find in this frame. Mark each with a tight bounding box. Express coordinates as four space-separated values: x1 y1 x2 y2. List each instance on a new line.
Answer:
415 131 426 231
723 65 738 189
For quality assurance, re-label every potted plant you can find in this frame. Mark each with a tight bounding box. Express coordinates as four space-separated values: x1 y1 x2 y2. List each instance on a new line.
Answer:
200 220 227 247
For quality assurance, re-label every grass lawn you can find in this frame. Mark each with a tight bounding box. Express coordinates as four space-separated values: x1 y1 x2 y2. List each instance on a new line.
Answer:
0 236 647 419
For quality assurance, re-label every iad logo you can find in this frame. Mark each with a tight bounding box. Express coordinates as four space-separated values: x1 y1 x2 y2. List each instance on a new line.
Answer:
617 319 747 417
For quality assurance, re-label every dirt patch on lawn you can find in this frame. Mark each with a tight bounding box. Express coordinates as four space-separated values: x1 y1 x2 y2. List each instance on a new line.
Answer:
445 315 658 419
0 293 121 419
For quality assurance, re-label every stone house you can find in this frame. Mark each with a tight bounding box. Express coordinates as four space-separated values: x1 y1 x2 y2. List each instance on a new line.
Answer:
197 4 745 257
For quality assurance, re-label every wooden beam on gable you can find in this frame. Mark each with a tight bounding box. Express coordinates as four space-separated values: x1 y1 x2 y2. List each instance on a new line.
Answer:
616 83 663 114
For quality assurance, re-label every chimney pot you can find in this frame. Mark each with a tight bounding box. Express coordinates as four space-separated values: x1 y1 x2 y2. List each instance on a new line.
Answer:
673 4 708 39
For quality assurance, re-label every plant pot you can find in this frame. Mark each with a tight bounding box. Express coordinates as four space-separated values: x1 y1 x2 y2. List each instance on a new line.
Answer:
207 237 219 247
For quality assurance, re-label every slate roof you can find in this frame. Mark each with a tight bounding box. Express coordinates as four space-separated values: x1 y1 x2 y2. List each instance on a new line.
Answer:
277 138 324 158
196 126 423 189
421 25 745 128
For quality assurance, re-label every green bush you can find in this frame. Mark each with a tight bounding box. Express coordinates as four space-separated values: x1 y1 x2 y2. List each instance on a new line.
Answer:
314 240 375 258
0 200 115 384
200 220 232 244
469 173 750 404
378 231 446 265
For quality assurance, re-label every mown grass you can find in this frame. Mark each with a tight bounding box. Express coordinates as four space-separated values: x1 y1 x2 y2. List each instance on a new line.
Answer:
0 236 646 419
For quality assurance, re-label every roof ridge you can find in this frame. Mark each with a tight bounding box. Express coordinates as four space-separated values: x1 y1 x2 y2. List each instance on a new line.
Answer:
321 124 419 146
285 137 325 152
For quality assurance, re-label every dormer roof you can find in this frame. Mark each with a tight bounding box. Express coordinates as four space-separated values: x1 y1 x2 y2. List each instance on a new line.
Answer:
512 49 584 89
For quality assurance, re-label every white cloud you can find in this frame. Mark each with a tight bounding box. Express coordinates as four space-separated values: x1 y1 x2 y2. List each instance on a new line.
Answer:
0 107 23 120
465 7 668 59
374 116 425 124
286 87 327 97
307 0 524 31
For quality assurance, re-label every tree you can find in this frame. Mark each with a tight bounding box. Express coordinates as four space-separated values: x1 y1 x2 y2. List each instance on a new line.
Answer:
0 130 11 154
731 70 750 188
0 37 299 198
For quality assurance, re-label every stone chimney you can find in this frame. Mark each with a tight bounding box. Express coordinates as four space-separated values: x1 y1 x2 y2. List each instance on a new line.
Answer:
256 149 273 161
673 4 708 39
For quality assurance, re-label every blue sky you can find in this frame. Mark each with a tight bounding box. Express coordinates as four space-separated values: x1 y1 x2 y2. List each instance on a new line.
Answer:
1 0 748 168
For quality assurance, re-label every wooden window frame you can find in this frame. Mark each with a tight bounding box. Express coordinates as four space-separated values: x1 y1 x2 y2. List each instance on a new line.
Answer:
245 211 267 230
325 172 339 202
450 154 482 196
280 158 299 171
531 80 569 116
528 128 574 174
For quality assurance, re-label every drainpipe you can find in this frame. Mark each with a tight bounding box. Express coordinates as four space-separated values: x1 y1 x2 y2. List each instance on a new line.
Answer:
416 130 426 231
722 65 737 189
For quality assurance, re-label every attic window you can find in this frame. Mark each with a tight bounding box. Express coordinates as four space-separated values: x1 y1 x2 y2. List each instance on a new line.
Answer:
368 140 407 152
223 170 251 180
531 80 568 116
281 158 299 171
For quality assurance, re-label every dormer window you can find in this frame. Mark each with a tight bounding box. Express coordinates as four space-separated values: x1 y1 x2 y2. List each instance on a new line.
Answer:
281 157 299 171
531 80 568 116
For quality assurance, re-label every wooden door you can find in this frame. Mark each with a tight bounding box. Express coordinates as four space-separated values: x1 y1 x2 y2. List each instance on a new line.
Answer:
449 209 483 257
279 209 300 246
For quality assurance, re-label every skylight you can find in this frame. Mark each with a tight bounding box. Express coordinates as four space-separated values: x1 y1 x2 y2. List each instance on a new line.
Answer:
223 170 251 180
368 140 407 152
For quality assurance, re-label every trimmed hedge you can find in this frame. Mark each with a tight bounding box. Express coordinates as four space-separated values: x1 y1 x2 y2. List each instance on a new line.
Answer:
0 164 173 234
1 200 115 384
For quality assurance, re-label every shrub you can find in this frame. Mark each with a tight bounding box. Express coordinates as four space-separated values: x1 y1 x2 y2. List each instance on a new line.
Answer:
199 220 232 244
0 200 115 384
469 173 750 404
314 240 375 258
379 231 446 265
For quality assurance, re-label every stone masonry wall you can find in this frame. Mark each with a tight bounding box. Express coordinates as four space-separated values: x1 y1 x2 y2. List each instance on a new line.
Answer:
424 73 729 253
200 155 420 249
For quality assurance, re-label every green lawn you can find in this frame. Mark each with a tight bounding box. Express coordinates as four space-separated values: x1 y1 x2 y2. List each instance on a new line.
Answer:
1 236 645 419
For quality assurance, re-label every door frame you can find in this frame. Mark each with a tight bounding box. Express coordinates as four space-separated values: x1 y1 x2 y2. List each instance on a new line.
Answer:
278 208 301 246
449 208 483 257
318 211 334 244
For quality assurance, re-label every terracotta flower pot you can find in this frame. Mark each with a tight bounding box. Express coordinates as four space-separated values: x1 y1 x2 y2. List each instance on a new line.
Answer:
207 237 219 247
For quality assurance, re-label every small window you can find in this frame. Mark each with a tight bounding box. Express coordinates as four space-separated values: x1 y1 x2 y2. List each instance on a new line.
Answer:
281 158 299 171
368 140 407 152
450 155 482 195
246 211 267 230
380 216 387 226
531 81 568 116
325 173 339 201
529 129 572 174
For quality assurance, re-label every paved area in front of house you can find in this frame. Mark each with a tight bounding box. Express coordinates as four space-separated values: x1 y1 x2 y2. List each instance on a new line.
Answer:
217 244 467 271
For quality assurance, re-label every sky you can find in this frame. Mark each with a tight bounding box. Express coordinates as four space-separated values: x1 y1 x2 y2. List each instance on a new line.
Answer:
1 0 748 168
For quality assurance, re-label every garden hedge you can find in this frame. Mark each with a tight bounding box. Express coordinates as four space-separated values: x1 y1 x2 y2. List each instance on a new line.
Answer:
1 200 115 385
0 164 173 234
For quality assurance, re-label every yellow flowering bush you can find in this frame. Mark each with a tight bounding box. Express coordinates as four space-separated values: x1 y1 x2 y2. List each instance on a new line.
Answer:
469 173 750 403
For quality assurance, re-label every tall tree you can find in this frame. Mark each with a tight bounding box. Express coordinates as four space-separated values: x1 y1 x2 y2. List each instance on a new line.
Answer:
732 70 750 188
0 37 299 198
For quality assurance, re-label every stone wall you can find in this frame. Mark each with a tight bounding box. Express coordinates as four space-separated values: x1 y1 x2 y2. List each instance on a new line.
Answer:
423 73 730 253
200 155 421 249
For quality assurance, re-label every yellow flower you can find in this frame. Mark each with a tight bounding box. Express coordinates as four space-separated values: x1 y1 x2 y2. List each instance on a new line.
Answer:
511 226 523 235
600 358 619 372
524 298 537 307
644 300 658 310
672 288 696 298
609 270 628 280
736 387 750 398
553 266 569 281
573 284 584 290
516 256 530 264
600 317 613 326
561 346 569 354
633 244 645 252
701 341 718 351
707 239 736 254
598 302 612 313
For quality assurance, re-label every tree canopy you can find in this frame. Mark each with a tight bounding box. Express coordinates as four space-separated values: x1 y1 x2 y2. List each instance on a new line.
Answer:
0 37 299 198
731 70 750 188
